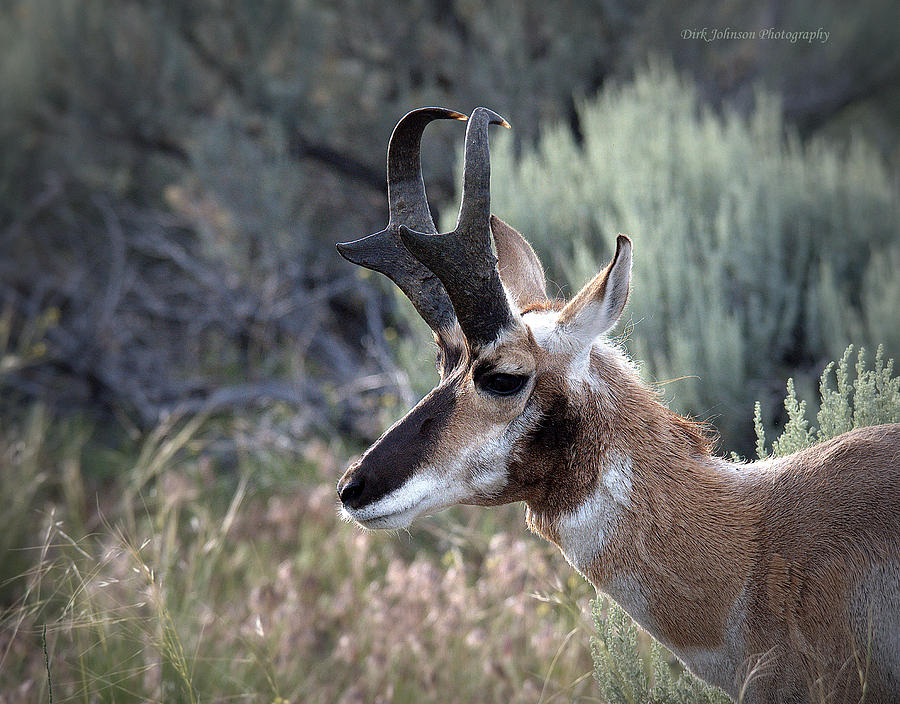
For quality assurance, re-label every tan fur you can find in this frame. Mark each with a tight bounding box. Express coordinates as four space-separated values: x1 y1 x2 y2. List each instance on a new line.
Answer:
490 215 548 310
557 235 631 330
339 220 900 703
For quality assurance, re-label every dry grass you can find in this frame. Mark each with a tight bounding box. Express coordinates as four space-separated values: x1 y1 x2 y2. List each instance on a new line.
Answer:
0 416 599 704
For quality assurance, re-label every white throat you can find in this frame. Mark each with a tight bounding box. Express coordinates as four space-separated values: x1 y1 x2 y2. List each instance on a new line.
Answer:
555 451 633 577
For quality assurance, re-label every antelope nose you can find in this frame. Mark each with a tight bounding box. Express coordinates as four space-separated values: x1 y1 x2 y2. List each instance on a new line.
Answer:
338 475 366 509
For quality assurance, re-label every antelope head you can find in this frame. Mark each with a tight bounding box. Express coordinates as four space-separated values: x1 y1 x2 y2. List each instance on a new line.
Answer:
336 107 632 530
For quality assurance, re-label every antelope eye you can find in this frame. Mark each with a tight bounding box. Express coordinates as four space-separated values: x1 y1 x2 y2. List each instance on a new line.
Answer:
479 372 528 396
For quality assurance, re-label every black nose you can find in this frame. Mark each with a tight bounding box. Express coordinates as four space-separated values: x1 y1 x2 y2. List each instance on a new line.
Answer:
338 475 366 509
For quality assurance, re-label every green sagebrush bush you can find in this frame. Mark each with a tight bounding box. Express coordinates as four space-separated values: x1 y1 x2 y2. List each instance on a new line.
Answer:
757 344 900 458
449 62 899 452
590 344 899 702
591 598 730 704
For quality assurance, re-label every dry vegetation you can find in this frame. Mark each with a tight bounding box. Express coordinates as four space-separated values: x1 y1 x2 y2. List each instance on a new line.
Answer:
2 420 601 703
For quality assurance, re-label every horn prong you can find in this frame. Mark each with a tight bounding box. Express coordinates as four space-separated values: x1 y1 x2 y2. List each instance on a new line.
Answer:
336 107 467 333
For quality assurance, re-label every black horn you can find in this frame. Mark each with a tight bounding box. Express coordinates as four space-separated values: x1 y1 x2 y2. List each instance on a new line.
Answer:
399 108 514 348
336 107 466 333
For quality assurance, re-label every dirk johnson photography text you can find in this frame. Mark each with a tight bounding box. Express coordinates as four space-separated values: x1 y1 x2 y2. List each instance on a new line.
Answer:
681 27 830 43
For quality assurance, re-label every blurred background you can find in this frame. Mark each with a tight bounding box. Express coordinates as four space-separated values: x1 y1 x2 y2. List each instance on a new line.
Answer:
1 1 898 702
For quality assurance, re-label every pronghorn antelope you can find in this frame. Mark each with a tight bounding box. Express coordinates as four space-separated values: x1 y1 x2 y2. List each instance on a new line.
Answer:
336 107 900 703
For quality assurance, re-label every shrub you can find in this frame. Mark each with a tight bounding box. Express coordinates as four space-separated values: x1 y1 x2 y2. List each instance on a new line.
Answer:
757 344 900 457
438 62 899 452
591 598 730 704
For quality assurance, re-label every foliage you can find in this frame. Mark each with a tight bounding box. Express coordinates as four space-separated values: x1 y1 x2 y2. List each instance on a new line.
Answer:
0 0 638 438
758 345 900 457
466 63 899 452
1 1 897 446
1 407 599 703
1 2 898 701
591 598 730 704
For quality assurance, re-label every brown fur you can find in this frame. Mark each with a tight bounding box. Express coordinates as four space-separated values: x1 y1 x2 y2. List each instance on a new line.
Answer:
491 215 548 310
522 351 750 647
520 349 900 700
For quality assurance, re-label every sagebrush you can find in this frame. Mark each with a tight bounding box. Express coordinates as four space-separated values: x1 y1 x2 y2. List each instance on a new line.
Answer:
431 63 899 452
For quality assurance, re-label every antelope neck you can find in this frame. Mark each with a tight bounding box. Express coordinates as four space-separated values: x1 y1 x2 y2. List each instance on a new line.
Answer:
526 389 757 655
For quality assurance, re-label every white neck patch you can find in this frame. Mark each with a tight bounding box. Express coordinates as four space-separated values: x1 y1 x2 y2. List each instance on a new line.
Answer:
555 451 633 576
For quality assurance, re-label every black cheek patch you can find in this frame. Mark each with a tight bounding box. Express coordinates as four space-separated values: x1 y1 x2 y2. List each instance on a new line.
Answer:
528 395 576 458
350 382 457 507
509 394 576 496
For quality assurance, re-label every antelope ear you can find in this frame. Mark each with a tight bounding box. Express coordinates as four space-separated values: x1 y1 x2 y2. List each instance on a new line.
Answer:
491 215 547 310
557 235 632 348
